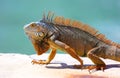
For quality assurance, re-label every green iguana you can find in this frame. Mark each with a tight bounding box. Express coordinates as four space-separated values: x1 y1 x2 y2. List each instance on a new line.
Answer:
24 12 120 71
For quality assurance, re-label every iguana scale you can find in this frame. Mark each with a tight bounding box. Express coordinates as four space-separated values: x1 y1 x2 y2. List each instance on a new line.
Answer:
24 12 120 70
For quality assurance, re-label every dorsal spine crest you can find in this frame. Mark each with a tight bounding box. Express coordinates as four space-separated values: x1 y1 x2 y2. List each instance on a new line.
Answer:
42 12 120 48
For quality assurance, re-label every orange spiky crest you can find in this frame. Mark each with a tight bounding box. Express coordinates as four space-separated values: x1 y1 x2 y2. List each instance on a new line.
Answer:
42 12 120 48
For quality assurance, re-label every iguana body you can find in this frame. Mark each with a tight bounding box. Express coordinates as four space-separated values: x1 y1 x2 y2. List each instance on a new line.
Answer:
24 12 120 70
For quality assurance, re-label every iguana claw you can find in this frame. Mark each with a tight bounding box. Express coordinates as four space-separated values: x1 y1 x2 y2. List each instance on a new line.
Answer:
31 59 49 65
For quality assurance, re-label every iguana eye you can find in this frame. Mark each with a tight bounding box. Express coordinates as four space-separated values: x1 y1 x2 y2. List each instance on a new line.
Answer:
38 32 44 37
35 32 44 37
35 33 39 37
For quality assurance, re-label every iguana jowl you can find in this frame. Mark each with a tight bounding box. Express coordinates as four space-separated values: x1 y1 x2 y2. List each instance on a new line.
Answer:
24 12 120 70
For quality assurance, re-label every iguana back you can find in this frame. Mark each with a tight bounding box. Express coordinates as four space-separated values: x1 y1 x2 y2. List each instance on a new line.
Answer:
35 12 120 56
45 23 103 56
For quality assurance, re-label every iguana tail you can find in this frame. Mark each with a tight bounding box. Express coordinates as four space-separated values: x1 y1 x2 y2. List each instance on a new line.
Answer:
105 46 120 62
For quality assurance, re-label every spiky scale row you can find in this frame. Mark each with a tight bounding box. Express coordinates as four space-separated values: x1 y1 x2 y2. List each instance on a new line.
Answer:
42 12 120 48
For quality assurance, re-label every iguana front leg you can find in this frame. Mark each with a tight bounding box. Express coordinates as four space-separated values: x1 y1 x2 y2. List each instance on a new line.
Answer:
54 40 83 68
87 46 106 71
32 48 56 64
30 38 56 64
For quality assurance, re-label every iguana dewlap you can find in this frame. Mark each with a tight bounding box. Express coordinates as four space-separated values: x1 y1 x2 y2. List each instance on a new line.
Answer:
24 12 120 70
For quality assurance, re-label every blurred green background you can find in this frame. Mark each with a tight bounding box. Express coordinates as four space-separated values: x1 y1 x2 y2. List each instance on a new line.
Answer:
0 0 120 54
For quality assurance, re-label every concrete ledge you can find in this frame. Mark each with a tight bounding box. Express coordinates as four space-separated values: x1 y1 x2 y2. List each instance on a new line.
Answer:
0 53 120 78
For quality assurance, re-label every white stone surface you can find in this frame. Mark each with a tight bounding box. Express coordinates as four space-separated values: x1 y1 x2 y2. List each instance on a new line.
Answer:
0 53 120 78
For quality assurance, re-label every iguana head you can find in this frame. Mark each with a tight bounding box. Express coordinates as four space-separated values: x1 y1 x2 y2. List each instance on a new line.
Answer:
24 22 50 55
24 22 46 40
